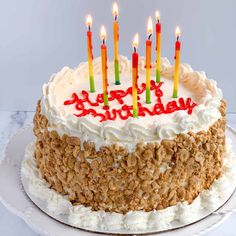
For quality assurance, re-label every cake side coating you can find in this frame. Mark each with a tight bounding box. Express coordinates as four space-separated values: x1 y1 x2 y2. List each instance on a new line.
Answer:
33 100 226 213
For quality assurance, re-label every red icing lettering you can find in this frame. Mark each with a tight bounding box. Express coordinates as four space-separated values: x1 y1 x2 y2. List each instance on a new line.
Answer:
63 80 197 122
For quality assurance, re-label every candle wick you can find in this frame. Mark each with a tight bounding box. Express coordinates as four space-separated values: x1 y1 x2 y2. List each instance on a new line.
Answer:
115 15 118 21
157 19 160 23
148 34 152 40
88 25 91 31
134 47 137 53
177 35 179 41
103 38 105 45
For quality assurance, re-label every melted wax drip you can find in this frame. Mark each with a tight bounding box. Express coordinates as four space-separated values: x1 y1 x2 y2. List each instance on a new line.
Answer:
64 80 197 122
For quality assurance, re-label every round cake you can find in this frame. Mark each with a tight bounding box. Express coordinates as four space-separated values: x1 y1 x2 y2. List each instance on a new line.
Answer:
33 55 226 215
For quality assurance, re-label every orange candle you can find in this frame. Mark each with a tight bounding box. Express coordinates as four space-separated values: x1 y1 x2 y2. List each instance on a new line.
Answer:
173 26 181 98
113 3 120 85
155 11 161 83
132 33 139 118
145 17 153 104
100 26 109 107
86 15 95 92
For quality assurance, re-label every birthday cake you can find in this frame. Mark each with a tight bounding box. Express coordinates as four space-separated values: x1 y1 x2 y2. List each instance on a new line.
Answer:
32 53 226 217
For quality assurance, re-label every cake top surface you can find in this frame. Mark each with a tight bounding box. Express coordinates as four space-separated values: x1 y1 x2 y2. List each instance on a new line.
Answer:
41 56 222 149
61 69 197 124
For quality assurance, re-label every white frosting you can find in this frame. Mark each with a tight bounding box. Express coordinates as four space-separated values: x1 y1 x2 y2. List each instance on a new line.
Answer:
21 140 236 233
40 55 222 150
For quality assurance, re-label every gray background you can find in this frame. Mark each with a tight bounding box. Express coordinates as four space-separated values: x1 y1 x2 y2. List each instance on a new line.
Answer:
1 0 236 112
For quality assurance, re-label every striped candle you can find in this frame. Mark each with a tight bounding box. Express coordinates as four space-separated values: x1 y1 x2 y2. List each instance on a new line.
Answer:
100 26 109 107
132 33 139 118
113 3 120 85
145 17 153 104
155 11 161 83
173 26 181 98
86 15 95 92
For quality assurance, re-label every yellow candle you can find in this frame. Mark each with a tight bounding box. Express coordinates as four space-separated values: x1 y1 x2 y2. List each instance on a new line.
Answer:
113 3 120 85
155 11 161 83
145 17 153 104
132 34 139 118
86 15 95 92
100 26 109 107
173 26 181 98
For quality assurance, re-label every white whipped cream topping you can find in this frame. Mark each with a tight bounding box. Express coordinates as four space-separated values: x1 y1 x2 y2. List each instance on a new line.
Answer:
21 140 236 233
40 55 222 150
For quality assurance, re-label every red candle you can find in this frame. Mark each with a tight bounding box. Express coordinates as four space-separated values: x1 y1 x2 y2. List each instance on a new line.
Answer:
175 39 181 50
132 33 139 118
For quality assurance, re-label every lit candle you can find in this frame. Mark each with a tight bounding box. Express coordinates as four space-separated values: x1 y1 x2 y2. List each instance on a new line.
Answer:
132 33 139 118
86 14 95 92
100 25 109 107
145 17 153 104
113 2 120 85
155 11 161 83
173 26 181 98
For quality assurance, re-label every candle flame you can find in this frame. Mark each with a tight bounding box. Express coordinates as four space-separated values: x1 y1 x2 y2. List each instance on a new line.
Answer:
100 25 107 41
86 14 93 28
113 2 119 18
147 17 153 36
132 33 139 48
175 26 181 38
155 11 160 21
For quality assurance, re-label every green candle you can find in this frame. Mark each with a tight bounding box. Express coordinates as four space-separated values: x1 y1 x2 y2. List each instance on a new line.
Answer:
114 60 120 85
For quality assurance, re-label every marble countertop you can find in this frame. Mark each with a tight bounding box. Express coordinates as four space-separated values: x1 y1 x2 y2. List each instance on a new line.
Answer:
0 111 236 236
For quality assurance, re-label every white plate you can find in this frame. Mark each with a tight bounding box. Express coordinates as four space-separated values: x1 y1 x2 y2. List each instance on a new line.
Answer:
0 124 236 236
